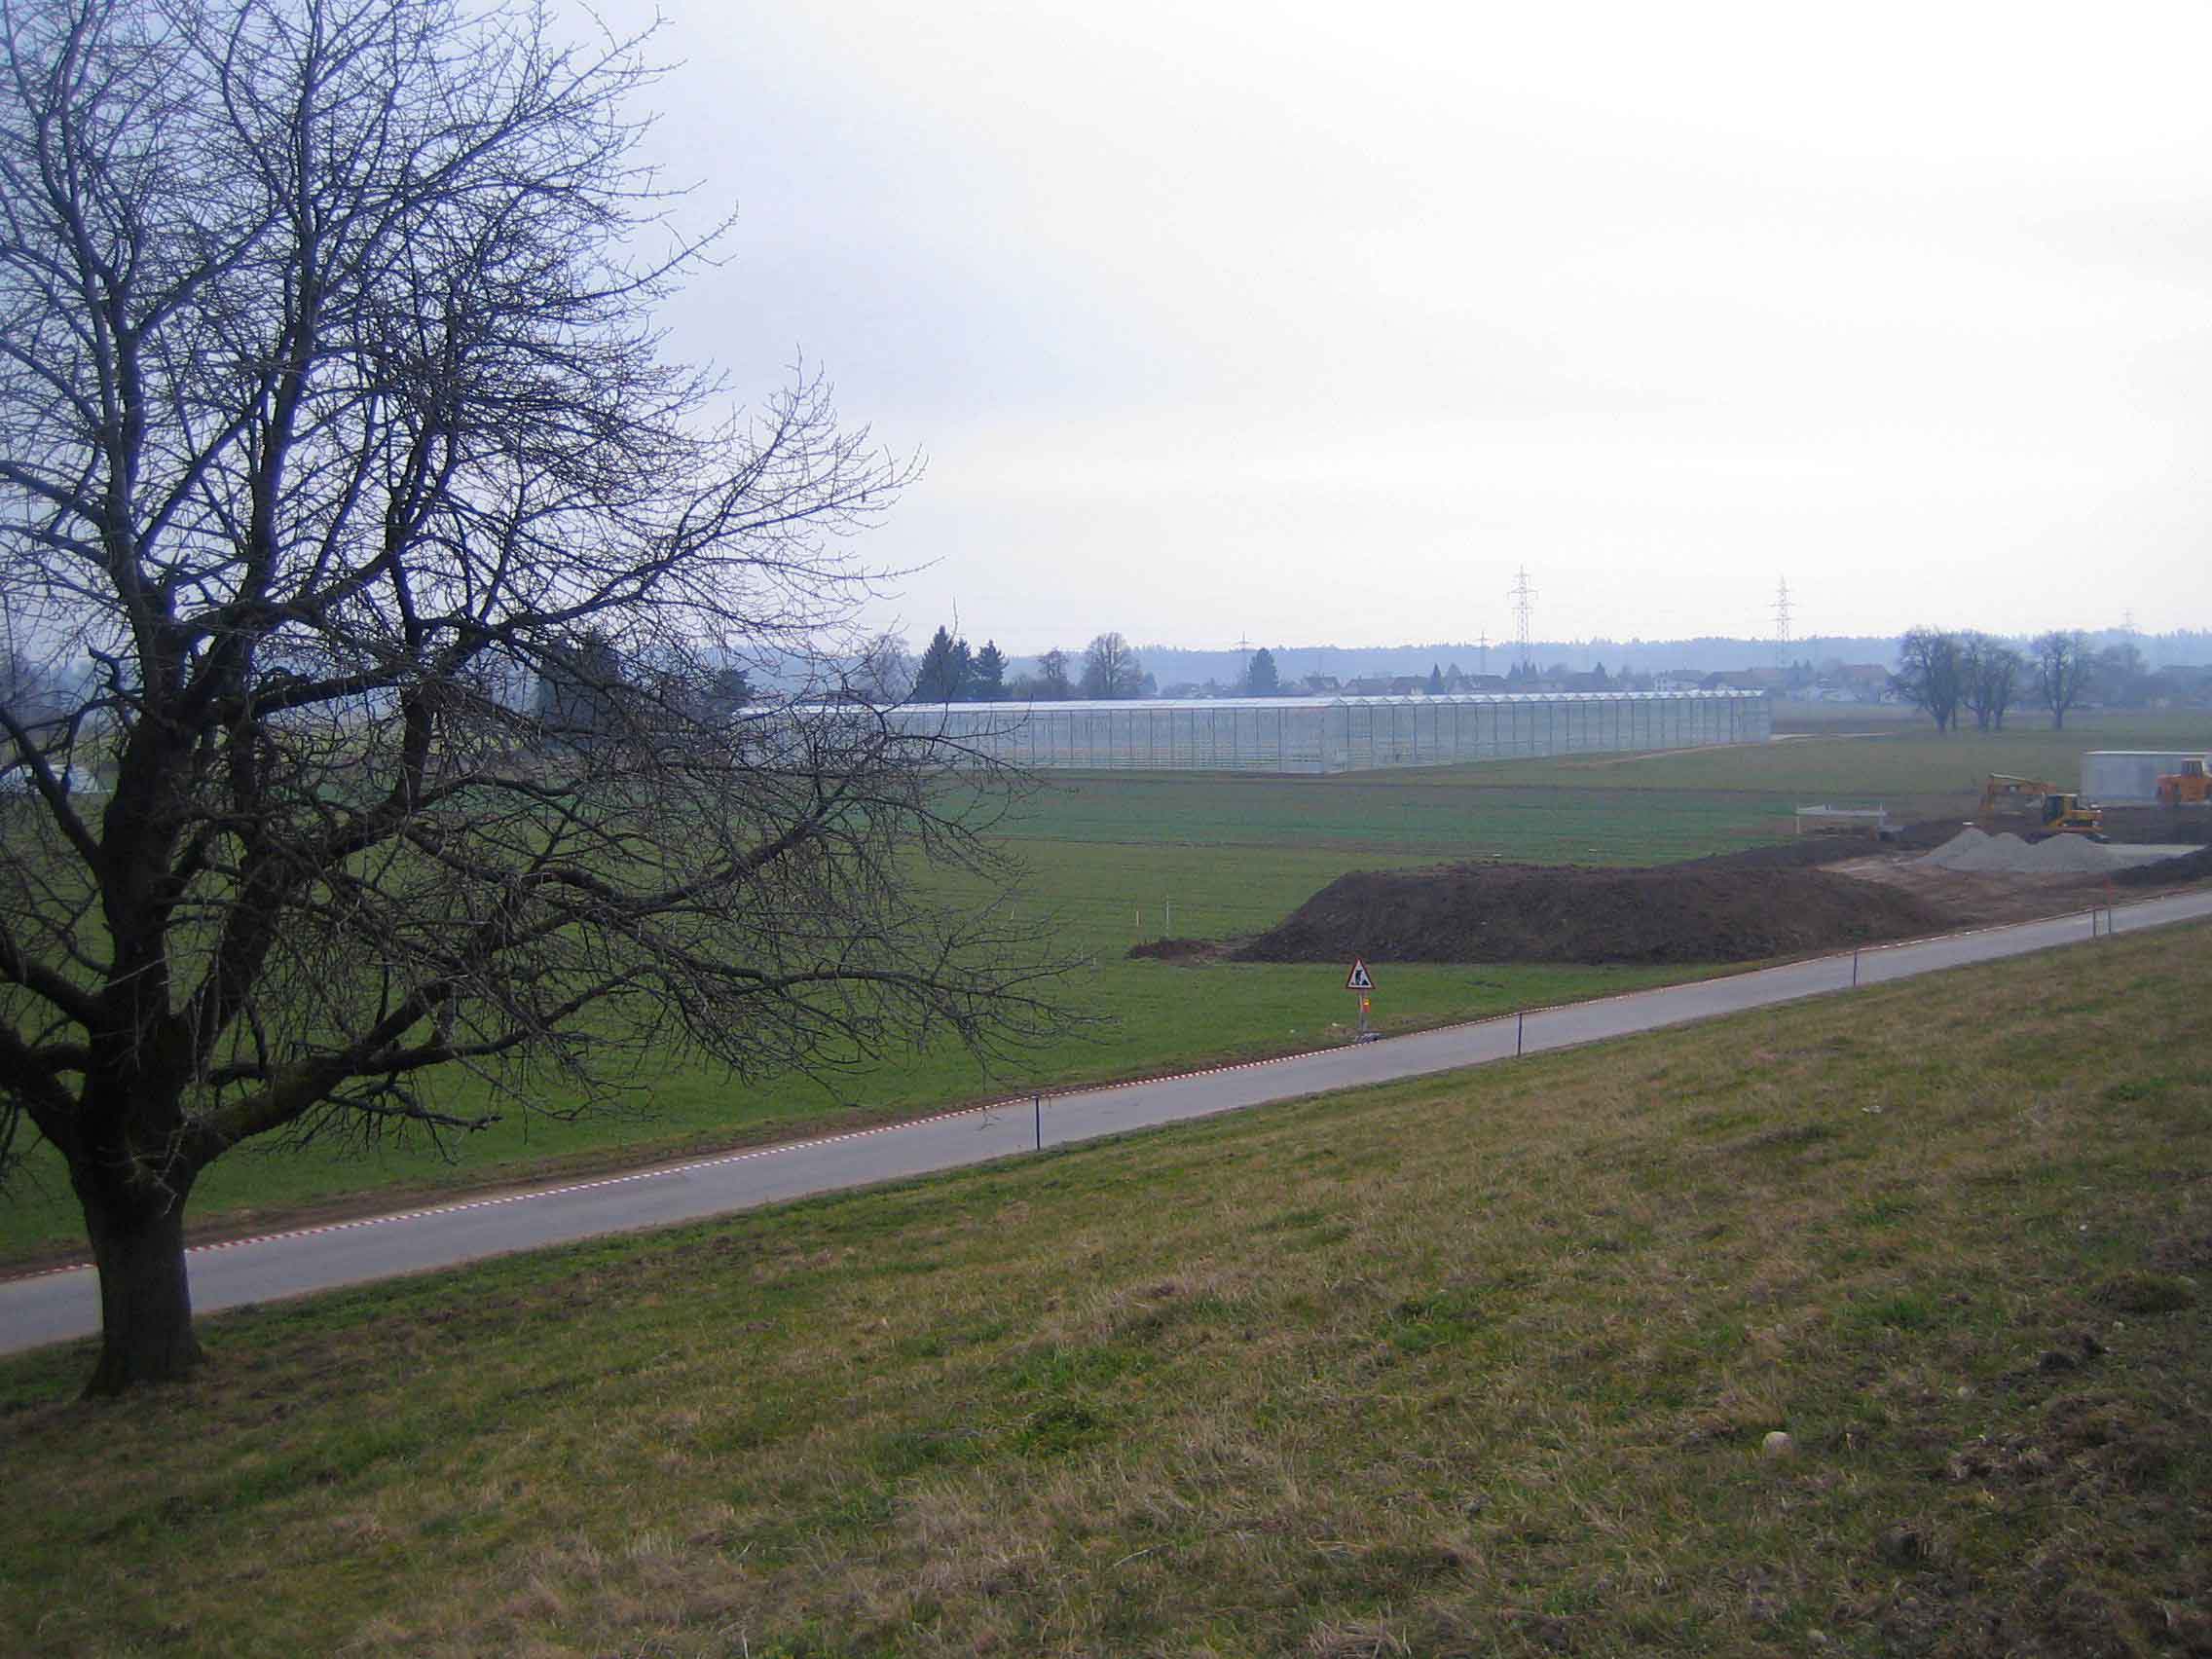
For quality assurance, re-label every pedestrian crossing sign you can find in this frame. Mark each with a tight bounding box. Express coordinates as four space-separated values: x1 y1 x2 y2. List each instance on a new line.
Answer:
1345 958 1374 991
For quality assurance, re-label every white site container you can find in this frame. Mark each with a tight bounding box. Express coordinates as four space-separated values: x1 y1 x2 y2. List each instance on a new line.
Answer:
2081 750 2210 804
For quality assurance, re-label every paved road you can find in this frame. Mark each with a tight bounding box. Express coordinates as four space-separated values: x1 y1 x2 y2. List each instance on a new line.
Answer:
7 888 2211 1355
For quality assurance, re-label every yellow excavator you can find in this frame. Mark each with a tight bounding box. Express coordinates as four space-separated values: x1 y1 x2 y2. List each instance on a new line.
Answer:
2030 793 2106 838
1978 775 2105 839
1979 775 2051 817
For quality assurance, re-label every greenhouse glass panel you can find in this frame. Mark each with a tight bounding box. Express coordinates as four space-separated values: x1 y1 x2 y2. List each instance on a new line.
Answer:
873 691 1766 774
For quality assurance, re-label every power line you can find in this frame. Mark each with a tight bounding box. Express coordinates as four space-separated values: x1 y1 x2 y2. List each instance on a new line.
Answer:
1771 577 1791 668
1508 568 1535 674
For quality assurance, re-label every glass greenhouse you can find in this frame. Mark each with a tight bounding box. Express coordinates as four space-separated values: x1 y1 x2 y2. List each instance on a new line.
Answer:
885 690 1769 775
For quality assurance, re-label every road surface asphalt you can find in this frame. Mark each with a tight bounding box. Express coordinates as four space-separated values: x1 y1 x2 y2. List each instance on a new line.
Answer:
6 887 2210 1357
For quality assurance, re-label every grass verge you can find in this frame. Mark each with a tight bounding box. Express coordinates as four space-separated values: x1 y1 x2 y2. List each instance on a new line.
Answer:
5 919 2207 1656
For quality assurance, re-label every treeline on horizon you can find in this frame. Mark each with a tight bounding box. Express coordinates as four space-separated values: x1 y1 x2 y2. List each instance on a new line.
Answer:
10 626 2205 715
869 620 2212 719
1122 628 2212 689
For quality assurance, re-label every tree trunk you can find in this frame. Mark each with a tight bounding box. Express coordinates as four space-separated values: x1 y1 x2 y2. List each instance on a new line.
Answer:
81 1191 201 1396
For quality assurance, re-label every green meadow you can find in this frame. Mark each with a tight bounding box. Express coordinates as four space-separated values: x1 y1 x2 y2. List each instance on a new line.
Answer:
5 907 2206 1656
1 707 2203 1262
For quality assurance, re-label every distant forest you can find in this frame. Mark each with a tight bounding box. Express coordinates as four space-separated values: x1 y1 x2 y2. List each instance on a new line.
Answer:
12 629 2205 711
1051 630 2212 693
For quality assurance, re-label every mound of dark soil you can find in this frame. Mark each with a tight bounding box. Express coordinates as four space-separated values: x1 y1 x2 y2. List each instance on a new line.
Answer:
1127 937 1216 961
2113 844 2212 887
2099 806 2212 847
1234 862 1951 967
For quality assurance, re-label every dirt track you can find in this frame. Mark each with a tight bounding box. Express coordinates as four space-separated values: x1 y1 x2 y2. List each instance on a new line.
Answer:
1845 842 2212 917
1836 858 2135 928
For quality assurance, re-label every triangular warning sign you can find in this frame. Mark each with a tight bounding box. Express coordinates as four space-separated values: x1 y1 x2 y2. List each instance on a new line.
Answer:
1345 958 1374 991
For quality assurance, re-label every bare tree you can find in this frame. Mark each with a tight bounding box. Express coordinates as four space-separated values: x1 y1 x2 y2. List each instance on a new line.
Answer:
2093 641 2151 709
0 0 1066 1394
1893 628 1965 734
1080 632 1145 699
852 631 914 704
1036 649 1073 701
1959 635 2023 731
2032 630 2094 730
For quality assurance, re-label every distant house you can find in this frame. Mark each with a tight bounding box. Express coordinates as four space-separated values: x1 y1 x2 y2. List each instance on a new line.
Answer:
1821 663 1892 703
1701 668 1784 692
2148 666 2212 709
1343 675 1425 697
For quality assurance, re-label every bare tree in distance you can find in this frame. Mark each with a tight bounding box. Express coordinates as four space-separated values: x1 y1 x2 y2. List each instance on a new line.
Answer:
1080 633 1145 699
1036 649 1074 701
1893 628 1966 734
0 0 1068 1395
2093 641 2153 710
852 631 915 704
1959 634 2023 732
2033 630 2094 730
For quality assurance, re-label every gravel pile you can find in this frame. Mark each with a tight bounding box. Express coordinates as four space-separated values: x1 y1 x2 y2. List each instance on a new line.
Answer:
1919 827 1993 866
1919 830 2124 875
2034 835 2134 873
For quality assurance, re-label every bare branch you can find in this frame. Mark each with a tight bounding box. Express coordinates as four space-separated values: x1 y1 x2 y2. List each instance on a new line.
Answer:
0 0 1073 1392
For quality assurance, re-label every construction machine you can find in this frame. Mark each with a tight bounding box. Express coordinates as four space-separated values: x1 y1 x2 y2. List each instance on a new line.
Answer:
1979 774 2056 817
1978 774 2104 838
2157 756 2211 808
2029 792 2105 838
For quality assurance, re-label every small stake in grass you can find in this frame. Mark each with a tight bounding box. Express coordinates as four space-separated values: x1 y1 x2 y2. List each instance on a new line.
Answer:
1034 1092 1042 1152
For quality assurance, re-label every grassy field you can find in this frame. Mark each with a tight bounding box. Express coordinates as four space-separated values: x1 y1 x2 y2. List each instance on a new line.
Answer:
5 914 2206 1655
2 707 2202 1262
1467 707 2211 808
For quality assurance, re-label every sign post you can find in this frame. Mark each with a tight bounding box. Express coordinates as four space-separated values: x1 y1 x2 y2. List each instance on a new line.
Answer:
1346 958 1378 1043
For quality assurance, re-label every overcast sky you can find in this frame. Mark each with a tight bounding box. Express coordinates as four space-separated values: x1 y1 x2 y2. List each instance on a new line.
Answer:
587 0 2212 653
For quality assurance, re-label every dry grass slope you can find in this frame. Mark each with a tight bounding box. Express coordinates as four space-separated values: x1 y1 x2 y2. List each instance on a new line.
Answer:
4 920 2209 1657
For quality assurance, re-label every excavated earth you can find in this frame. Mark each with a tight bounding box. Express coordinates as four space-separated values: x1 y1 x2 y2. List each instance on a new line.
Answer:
1232 860 1952 967
2115 843 2212 886
1151 817 2212 970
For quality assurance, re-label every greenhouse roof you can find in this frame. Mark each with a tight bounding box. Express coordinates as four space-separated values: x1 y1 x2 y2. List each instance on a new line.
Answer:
893 688 1767 716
